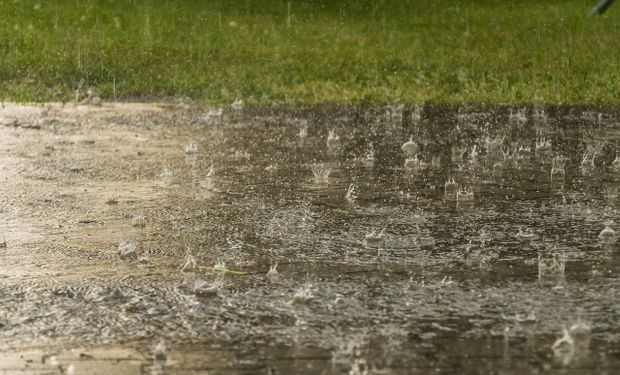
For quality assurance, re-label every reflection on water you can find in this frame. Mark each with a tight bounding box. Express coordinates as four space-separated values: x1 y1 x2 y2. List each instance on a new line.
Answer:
0 103 619 373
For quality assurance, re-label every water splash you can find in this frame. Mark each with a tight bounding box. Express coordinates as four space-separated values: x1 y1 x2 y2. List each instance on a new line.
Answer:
364 228 385 244
160 167 173 185
444 177 457 195
509 108 527 124
310 163 332 184
267 262 279 280
231 99 244 112
401 135 418 157
180 249 197 272
327 130 340 152
184 142 198 154
535 135 552 153
345 184 358 203
484 135 504 155
298 124 308 140
292 283 314 305
105 195 119 205
117 240 138 260
598 222 615 241
456 187 474 203
404 154 426 169
538 251 566 281
202 108 223 123
551 156 565 179
131 215 146 228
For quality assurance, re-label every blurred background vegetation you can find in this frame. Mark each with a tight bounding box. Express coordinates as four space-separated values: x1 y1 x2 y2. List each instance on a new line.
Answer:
0 0 618 103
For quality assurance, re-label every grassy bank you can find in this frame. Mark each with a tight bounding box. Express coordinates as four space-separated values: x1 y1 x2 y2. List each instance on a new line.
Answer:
1 0 619 104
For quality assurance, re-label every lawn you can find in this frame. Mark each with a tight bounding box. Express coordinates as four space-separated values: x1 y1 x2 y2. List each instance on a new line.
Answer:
1 0 619 104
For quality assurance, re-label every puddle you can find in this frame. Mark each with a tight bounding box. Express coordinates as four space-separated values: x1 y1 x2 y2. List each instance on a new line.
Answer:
0 102 619 373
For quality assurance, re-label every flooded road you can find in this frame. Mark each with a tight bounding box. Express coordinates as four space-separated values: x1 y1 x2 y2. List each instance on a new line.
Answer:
0 102 618 374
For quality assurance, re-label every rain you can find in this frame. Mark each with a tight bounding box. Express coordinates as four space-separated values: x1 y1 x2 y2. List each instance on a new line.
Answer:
0 1 619 374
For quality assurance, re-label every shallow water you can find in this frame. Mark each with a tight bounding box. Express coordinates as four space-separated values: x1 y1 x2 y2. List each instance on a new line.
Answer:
0 102 618 374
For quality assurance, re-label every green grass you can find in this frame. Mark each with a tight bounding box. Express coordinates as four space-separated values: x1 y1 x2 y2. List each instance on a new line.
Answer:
1 0 620 104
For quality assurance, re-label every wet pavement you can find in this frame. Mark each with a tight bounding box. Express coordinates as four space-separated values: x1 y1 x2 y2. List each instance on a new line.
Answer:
0 102 619 374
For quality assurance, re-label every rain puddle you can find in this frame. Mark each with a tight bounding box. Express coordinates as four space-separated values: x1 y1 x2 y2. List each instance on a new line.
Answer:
0 102 618 374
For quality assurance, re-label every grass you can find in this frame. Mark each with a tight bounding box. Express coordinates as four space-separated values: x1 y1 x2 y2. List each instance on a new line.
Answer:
1 0 620 104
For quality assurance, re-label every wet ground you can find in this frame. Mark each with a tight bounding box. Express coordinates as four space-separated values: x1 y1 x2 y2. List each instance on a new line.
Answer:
0 102 619 374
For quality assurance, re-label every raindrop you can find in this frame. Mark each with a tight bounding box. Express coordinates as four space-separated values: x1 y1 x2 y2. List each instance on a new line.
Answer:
363 144 375 167
298 124 308 140
206 164 215 177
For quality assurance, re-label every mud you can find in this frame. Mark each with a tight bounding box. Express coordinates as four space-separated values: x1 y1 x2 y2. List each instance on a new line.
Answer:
0 102 618 374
